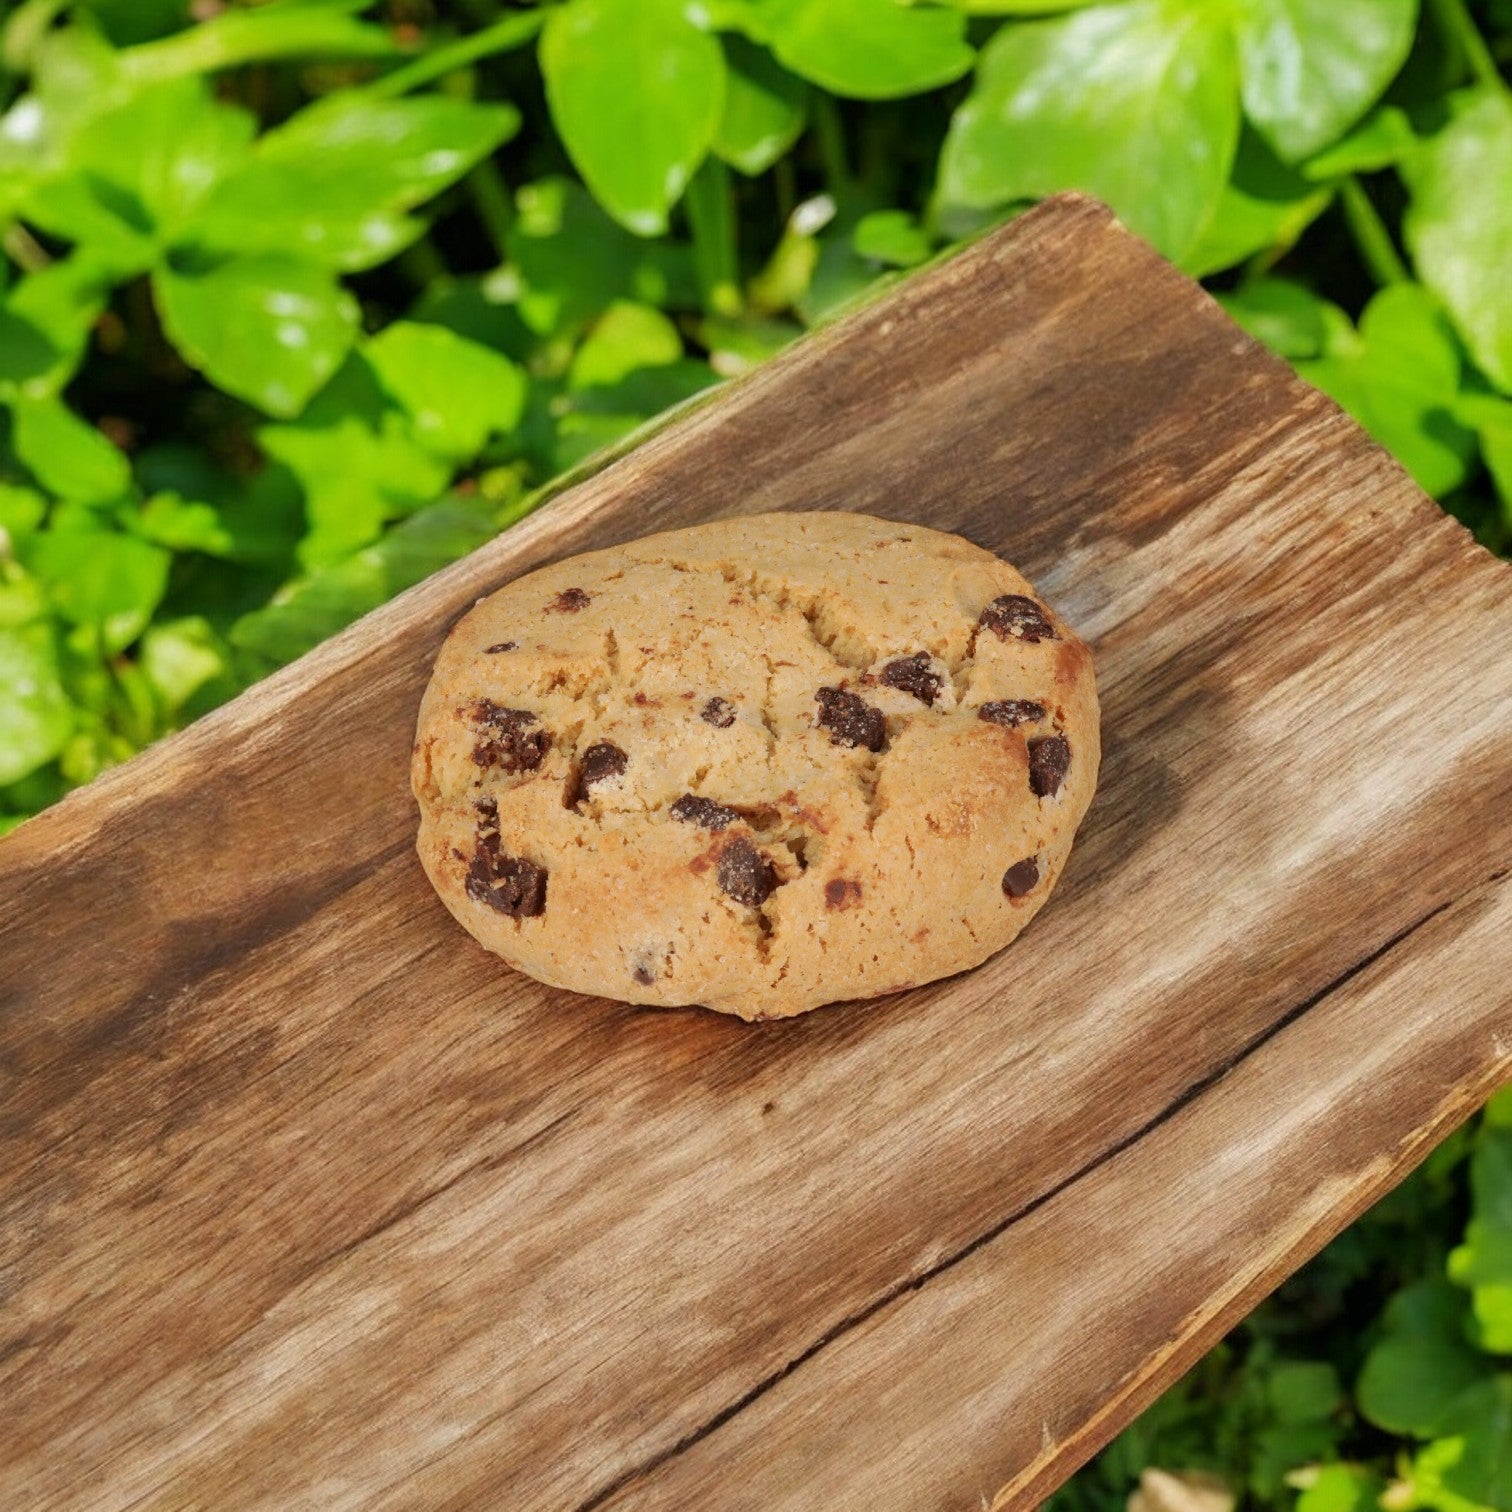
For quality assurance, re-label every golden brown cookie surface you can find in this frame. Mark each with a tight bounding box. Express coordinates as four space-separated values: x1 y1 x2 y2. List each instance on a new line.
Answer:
412 512 1099 1018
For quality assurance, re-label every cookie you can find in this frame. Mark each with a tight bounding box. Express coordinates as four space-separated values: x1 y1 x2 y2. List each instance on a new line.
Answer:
412 512 1099 1019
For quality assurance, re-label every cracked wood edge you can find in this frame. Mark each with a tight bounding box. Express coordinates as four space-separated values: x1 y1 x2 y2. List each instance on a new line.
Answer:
593 870 1512 1512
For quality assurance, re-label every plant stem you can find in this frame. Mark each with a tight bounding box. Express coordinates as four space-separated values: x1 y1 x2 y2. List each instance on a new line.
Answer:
686 157 743 319
469 159 515 261
362 11 544 100
1340 177 1410 288
1427 0 1509 95
2 223 52 273
398 236 448 290
811 93 849 192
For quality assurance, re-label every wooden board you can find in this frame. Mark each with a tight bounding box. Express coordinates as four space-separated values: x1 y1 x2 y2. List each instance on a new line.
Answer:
2 194 1509 1511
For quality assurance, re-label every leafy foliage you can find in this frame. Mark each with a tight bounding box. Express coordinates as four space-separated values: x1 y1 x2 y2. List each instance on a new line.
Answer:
0 0 1508 1497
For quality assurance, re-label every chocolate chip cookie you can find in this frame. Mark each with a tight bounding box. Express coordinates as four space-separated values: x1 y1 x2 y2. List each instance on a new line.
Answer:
412 512 1099 1019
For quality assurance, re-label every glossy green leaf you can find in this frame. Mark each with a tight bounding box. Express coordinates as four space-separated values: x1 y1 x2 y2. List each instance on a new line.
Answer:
542 0 725 235
0 485 47 544
1357 1279 1487 1437
24 528 171 653
259 355 453 566
1418 1377 1512 1510
155 256 360 418
1219 278 1337 359
761 0 973 100
2 255 113 397
1184 128 1332 277
11 395 132 504
24 77 255 252
1404 91 1512 393
938 1 1240 259
1448 1125 1512 1352
1235 0 1418 164
0 618 72 787
131 493 239 558
139 616 228 713
366 321 528 459
568 302 683 390
507 178 675 338
192 95 520 271
1303 105 1417 179
119 4 397 84
1296 284 1478 498
230 499 498 665
852 209 932 267
0 307 60 395
713 35 808 175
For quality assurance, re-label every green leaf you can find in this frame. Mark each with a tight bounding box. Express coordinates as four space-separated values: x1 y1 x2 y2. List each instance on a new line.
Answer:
1458 394 1512 516
2 254 113 398
230 499 498 665
1357 1279 1488 1438
1183 128 1333 277
761 0 973 100
1219 278 1337 359
1234 0 1418 164
366 321 528 459
542 0 725 235
568 302 683 390
507 178 674 338
1404 91 1512 394
138 616 228 714
1266 1360 1342 1425
0 618 72 787
0 485 47 544
24 528 170 654
937 1 1241 260
1293 1464 1387 1512
11 395 132 504
259 354 453 566
1448 1125 1512 1352
23 78 255 253
852 209 933 267
155 256 359 418
0 307 61 397
931 0 1093 10
119 4 397 85
1303 104 1417 179
1419 1377 1512 1511
1296 284 1478 498
713 34 808 176
192 95 520 272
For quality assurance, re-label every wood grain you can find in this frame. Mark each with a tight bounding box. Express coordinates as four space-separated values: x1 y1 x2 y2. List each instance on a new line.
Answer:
2 194 1509 1511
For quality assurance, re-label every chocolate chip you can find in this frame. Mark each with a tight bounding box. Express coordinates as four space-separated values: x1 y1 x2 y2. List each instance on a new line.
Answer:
979 594 1058 644
471 702 551 773
632 964 655 986
717 837 776 907
546 587 591 613
879 652 943 706
573 741 628 803
701 696 736 728
484 641 517 653
1028 735 1071 797
824 878 862 910
1002 856 1040 898
815 686 886 751
465 822 547 917
670 793 740 830
978 699 1046 728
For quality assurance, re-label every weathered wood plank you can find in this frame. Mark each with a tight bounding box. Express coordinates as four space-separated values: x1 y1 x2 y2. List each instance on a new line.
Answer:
1 195 1509 1510
597 872 1512 1511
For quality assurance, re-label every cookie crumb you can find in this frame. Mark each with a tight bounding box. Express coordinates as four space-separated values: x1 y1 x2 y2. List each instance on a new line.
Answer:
979 594 1057 644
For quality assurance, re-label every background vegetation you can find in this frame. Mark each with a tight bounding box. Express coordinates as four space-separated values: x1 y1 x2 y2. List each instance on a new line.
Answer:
0 0 1507 1505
